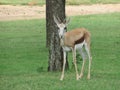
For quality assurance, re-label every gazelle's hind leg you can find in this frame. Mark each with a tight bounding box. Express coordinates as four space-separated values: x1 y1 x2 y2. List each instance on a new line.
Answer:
78 48 86 79
85 43 92 79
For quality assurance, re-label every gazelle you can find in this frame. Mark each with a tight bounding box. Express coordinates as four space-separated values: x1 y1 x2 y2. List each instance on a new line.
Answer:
53 16 92 80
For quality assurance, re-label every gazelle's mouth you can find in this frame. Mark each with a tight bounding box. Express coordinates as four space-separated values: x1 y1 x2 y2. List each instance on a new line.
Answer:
60 36 63 39
59 34 65 40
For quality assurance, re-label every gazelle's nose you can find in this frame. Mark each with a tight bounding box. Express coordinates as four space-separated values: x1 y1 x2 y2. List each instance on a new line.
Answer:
60 35 62 39
59 35 63 39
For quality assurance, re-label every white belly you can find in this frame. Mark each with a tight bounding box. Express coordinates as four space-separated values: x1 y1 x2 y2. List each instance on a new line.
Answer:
75 40 85 49
62 40 85 52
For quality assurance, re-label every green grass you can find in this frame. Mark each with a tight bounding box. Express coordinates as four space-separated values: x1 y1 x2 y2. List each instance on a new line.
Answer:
66 0 120 5
0 13 120 90
0 0 120 5
0 0 45 5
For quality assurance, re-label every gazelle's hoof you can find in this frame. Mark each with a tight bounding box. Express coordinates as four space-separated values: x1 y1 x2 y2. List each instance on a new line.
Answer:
87 75 90 80
79 73 83 79
60 78 63 81
60 75 64 81
76 74 79 80
76 77 79 80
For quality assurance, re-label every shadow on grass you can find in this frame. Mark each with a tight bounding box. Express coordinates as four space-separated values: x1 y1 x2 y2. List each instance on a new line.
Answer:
36 67 45 73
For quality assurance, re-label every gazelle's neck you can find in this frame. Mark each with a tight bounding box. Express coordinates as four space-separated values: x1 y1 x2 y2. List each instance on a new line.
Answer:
60 33 65 46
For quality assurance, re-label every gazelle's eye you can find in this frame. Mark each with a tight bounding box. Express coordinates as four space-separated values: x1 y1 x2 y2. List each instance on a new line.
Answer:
64 27 67 30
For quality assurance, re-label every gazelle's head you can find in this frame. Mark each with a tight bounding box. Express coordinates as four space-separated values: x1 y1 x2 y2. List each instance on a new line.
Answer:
53 16 70 39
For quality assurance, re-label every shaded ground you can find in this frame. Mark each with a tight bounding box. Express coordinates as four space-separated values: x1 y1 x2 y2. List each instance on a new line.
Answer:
0 4 120 21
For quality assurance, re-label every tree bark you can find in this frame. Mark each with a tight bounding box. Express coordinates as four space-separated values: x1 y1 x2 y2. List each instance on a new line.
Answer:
46 0 69 71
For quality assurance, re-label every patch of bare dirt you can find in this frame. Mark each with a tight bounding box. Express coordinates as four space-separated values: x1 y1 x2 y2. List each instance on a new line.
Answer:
0 4 120 21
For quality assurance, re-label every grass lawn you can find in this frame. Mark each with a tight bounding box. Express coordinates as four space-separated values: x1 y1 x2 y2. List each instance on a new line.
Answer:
0 0 120 5
66 0 120 5
0 13 120 90
0 0 45 5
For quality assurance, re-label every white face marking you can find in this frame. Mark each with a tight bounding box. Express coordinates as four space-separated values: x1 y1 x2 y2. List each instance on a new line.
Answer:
58 23 66 39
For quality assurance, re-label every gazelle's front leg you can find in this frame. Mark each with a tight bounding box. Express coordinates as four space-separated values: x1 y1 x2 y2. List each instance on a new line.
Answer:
60 51 66 81
72 48 79 80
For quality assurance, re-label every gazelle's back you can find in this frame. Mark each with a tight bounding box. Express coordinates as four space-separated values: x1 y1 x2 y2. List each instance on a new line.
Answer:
64 28 90 47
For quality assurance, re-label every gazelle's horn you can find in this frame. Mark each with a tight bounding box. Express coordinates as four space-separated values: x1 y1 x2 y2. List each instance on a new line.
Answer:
53 15 60 25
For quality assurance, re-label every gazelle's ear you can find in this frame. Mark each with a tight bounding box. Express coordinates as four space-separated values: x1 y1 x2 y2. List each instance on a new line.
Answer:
65 17 70 26
53 15 60 27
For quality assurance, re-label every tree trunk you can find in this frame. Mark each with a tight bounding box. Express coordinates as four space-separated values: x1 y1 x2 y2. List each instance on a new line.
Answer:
46 0 69 71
